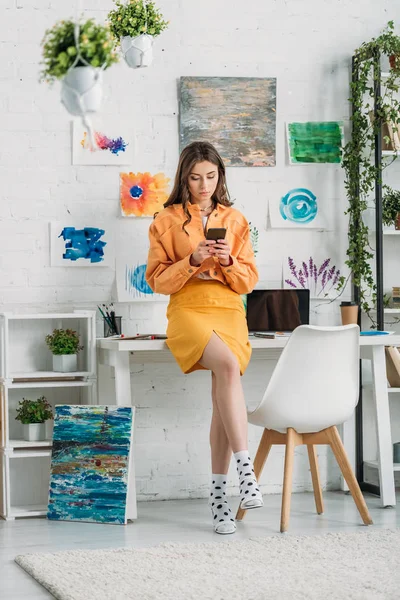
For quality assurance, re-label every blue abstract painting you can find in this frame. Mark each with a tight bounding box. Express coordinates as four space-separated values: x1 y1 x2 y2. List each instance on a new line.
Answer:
280 188 317 224
116 253 167 302
59 227 106 263
47 405 134 525
50 222 114 267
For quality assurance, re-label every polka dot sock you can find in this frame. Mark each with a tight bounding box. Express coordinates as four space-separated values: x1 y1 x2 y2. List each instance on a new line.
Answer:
234 450 263 510
208 474 236 534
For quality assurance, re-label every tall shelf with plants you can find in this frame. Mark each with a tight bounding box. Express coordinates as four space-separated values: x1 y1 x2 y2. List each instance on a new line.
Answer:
343 22 400 497
0 311 97 520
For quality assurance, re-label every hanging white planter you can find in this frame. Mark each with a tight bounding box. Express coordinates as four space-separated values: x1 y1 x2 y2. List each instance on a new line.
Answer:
121 34 154 69
60 66 103 117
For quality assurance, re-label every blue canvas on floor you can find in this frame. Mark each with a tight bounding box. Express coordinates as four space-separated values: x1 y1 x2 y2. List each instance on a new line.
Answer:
47 405 134 525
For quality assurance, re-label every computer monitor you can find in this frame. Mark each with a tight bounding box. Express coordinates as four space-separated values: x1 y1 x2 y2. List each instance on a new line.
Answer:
246 289 310 333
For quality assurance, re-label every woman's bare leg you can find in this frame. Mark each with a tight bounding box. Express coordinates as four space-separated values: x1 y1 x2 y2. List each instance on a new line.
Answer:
210 372 232 473
200 333 248 453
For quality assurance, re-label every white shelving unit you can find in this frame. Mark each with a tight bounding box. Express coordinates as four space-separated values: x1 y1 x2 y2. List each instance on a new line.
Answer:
0 311 97 520
362 385 400 476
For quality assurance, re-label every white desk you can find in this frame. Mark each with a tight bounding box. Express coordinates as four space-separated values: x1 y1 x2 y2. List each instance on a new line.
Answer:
97 334 400 511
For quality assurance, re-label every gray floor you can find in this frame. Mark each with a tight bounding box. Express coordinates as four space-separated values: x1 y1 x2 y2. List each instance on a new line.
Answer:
1 491 399 599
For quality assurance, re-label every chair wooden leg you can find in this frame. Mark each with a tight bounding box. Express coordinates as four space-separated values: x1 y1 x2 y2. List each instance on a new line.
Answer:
326 426 373 525
236 428 272 521
307 444 324 514
280 427 295 532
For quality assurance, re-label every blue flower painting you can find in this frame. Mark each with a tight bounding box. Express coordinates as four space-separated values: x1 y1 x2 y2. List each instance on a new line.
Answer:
47 406 134 525
280 188 317 224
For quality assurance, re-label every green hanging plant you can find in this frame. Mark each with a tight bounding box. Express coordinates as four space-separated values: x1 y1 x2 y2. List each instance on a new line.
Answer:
339 21 400 323
108 0 169 40
40 18 119 84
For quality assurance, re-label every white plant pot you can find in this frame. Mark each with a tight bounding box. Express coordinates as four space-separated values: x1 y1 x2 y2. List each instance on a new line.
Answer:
121 34 154 69
53 354 77 373
23 423 46 442
60 66 103 116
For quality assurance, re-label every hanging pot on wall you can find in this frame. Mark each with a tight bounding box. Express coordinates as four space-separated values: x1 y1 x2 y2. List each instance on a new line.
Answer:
60 66 103 116
120 34 154 69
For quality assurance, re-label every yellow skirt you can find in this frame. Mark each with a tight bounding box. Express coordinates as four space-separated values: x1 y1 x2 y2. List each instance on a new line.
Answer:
166 279 251 375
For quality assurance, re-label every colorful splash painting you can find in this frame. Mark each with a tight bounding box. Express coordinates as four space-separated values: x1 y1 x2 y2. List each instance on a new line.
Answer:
283 256 343 298
115 250 166 302
72 121 133 166
180 77 276 167
47 405 135 525
287 122 344 164
50 222 115 267
120 172 170 217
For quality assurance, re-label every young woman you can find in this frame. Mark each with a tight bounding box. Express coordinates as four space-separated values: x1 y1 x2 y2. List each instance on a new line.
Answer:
146 141 263 535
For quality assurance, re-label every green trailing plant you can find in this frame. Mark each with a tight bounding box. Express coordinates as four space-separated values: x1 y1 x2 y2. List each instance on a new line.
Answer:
45 328 83 355
108 0 169 40
15 396 53 424
40 18 119 84
339 21 400 323
382 186 400 226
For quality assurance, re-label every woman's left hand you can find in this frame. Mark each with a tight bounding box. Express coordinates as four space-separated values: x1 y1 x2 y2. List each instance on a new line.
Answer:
212 238 232 267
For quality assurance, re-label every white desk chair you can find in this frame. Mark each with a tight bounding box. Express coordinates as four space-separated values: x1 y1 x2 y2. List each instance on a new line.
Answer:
236 324 373 532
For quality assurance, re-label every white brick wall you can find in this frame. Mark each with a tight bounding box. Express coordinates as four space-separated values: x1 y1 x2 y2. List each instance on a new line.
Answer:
1 0 399 501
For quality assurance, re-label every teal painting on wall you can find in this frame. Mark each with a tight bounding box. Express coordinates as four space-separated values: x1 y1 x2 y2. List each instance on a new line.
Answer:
47 405 134 525
287 121 344 164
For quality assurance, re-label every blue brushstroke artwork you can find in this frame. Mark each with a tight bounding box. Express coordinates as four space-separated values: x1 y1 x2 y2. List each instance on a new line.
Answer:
47 405 134 525
280 188 317 224
59 227 107 263
125 263 154 298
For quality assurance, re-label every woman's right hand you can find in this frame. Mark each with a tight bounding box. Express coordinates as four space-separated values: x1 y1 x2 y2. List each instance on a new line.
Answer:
190 240 216 266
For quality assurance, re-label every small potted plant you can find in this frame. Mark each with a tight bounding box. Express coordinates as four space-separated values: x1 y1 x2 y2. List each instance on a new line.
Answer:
45 328 83 372
40 18 119 116
383 187 400 230
15 396 53 442
108 0 168 69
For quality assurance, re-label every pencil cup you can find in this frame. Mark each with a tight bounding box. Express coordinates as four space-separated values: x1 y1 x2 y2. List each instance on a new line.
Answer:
104 316 122 337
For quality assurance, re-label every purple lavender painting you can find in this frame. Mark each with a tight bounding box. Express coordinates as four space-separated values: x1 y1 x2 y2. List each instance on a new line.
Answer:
284 256 341 298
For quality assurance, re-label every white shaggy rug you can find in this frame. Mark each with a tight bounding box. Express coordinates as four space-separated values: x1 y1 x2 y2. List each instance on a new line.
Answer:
15 529 400 600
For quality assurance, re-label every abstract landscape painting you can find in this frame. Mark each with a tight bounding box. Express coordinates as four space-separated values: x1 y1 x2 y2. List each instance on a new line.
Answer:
287 121 344 164
47 405 134 525
72 121 133 166
180 76 276 167
120 171 170 217
50 222 114 267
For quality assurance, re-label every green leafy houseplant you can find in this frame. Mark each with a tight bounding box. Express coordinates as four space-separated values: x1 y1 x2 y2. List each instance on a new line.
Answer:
45 328 83 355
40 18 119 84
382 187 400 227
339 21 400 321
15 396 53 425
107 0 169 40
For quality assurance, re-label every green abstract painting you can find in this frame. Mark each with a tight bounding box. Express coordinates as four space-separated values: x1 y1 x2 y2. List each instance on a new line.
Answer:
287 121 344 164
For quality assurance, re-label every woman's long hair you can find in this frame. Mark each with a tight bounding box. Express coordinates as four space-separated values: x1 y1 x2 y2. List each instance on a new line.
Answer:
163 141 232 232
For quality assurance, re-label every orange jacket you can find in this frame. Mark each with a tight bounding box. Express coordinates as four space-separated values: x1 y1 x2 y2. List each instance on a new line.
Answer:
146 203 258 296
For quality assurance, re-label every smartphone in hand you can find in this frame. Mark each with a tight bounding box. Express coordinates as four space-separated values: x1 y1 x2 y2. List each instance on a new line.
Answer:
206 227 227 241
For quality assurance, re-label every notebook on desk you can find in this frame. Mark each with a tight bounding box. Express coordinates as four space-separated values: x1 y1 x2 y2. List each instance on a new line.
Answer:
246 289 310 334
